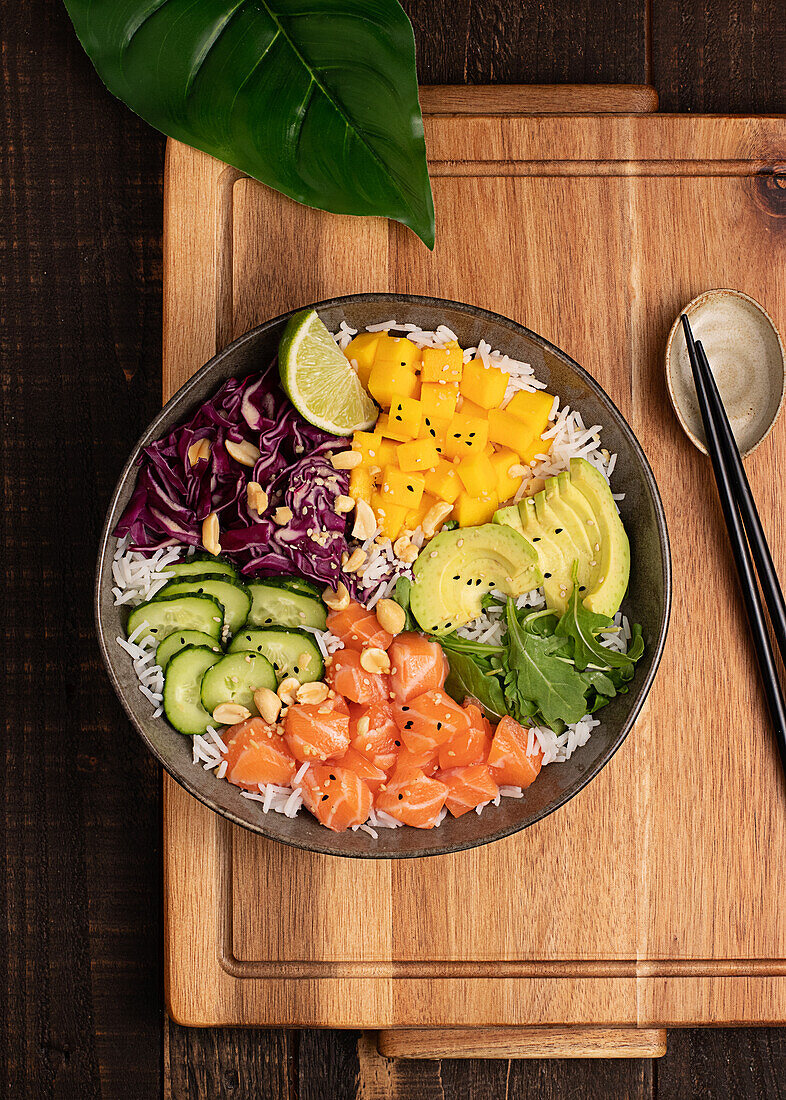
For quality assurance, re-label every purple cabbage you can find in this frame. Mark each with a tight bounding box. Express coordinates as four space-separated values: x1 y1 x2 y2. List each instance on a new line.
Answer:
114 362 371 593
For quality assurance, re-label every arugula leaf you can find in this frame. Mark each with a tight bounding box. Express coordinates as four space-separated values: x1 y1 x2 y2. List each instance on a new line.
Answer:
393 576 417 631
503 599 589 729
555 565 636 672
443 649 507 723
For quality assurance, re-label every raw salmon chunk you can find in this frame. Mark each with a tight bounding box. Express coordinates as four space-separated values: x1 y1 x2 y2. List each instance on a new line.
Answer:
438 702 492 769
376 765 449 828
389 633 447 701
487 715 544 787
284 703 350 762
300 764 372 831
396 745 440 776
393 688 471 755
224 718 296 789
438 764 499 818
333 746 388 793
326 648 390 705
349 701 399 771
327 601 393 652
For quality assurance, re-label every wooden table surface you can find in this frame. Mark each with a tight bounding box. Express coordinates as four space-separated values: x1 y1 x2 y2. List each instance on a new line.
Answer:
2 2 784 1097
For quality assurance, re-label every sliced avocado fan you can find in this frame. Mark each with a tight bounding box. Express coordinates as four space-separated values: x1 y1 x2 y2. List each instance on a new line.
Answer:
409 524 542 636
493 457 630 618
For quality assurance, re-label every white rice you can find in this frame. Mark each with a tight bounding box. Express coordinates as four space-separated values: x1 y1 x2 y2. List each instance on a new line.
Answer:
108 319 631 836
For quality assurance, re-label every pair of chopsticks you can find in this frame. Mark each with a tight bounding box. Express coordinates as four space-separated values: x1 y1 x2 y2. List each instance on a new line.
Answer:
681 315 786 779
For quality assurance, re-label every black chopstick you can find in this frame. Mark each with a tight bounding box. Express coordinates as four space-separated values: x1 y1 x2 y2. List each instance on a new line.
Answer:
681 315 786 778
695 339 786 667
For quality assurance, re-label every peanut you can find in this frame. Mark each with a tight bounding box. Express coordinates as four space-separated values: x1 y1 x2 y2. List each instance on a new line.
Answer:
225 439 261 467
343 547 367 574
187 438 211 467
273 506 293 525
375 598 406 636
421 500 454 538
322 581 350 612
334 494 355 514
277 677 301 706
360 647 391 675
253 687 281 725
202 512 221 556
295 681 330 705
352 499 377 541
330 450 362 471
246 481 268 515
212 702 250 726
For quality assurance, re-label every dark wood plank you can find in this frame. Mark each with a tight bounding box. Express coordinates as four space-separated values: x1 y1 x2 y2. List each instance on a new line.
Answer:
1 2 164 1097
655 1029 786 1099
652 0 786 112
165 1025 294 1099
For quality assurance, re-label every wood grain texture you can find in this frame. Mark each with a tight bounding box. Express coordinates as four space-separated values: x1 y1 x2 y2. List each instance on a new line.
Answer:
3 0 786 1095
163 107 786 1038
419 84 659 114
377 1027 668 1059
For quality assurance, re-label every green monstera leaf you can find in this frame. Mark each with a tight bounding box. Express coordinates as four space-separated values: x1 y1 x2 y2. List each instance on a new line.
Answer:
64 0 435 246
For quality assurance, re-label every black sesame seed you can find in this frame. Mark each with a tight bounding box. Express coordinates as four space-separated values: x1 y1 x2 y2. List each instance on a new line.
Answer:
469 432 476 438
404 720 414 730
394 740 401 747
395 415 402 421
445 622 452 628
407 485 414 492
453 575 460 580
544 572 552 578
555 527 563 534
453 433 460 439
489 581 495 587
466 579 473 586
293 666 299 674
532 537 541 542
398 793 404 800
579 585 586 591
329 774 336 780
424 417 431 426
436 722 442 731
401 706 410 711
322 795 329 801
265 617 273 624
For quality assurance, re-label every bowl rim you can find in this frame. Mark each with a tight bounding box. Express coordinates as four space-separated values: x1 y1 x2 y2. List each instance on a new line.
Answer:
95 292 672 858
664 287 786 459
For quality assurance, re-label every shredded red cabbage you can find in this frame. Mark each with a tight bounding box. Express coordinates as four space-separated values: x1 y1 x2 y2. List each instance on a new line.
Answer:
114 363 370 593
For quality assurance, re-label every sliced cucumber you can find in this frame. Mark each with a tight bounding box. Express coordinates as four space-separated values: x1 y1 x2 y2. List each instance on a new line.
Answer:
155 574 251 635
127 594 224 646
164 558 238 580
163 645 223 736
246 581 327 631
228 628 324 683
263 574 323 599
200 653 277 718
156 629 222 672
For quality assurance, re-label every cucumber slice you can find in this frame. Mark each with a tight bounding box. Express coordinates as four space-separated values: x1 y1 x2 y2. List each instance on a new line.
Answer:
155 574 251 635
228 628 324 683
262 574 323 599
200 653 277 718
127 594 224 646
156 629 222 672
246 581 327 630
163 645 223 736
164 559 238 580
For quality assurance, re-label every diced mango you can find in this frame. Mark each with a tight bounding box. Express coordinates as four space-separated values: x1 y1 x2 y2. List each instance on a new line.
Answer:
453 490 499 527
421 415 450 455
460 360 510 410
373 334 421 370
488 408 539 452
349 466 375 506
424 458 461 504
405 492 439 532
420 382 459 422
368 362 419 407
456 452 496 498
505 389 555 438
421 345 464 384
490 447 523 503
443 413 489 459
381 466 425 510
389 397 423 440
351 430 382 464
371 491 409 540
397 437 440 473
457 396 488 420
519 433 552 466
344 332 381 388
374 437 399 466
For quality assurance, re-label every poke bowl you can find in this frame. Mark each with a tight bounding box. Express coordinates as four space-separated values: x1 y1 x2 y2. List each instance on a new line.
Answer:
96 293 671 858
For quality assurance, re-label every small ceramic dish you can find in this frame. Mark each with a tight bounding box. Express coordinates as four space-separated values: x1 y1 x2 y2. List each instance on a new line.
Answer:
96 293 671 859
665 289 786 458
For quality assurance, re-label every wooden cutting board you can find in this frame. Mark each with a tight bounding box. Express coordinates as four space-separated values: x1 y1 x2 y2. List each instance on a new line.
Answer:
162 85 786 1055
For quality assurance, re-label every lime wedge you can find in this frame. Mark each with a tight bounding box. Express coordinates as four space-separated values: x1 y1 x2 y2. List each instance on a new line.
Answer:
279 309 378 435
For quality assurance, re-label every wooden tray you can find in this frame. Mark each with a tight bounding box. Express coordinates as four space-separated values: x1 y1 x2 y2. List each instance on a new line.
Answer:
162 85 786 1054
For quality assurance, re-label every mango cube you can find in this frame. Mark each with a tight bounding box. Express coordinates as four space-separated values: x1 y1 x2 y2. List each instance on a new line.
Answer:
457 396 488 420
344 332 381 388
490 447 523 502
349 466 375 506
420 382 459 421
453 490 499 527
397 437 440 473
389 396 422 438
488 408 538 452
373 334 421 370
519 433 552 466
424 458 461 504
460 360 509 410
351 430 382 464
381 466 425 510
505 389 555 438
422 415 450 455
405 492 439 532
374 437 399 467
456 452 496 498
371 491 409 540
420 345 464 384
443 413 489 459
368 362 419 407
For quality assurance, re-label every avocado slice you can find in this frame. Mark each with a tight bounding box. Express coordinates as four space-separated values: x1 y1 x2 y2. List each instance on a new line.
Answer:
492 458 631 619
409 523 543 636
568 458 630 617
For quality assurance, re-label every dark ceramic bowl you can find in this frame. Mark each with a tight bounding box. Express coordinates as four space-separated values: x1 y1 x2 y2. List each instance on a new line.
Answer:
96 294 671 858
